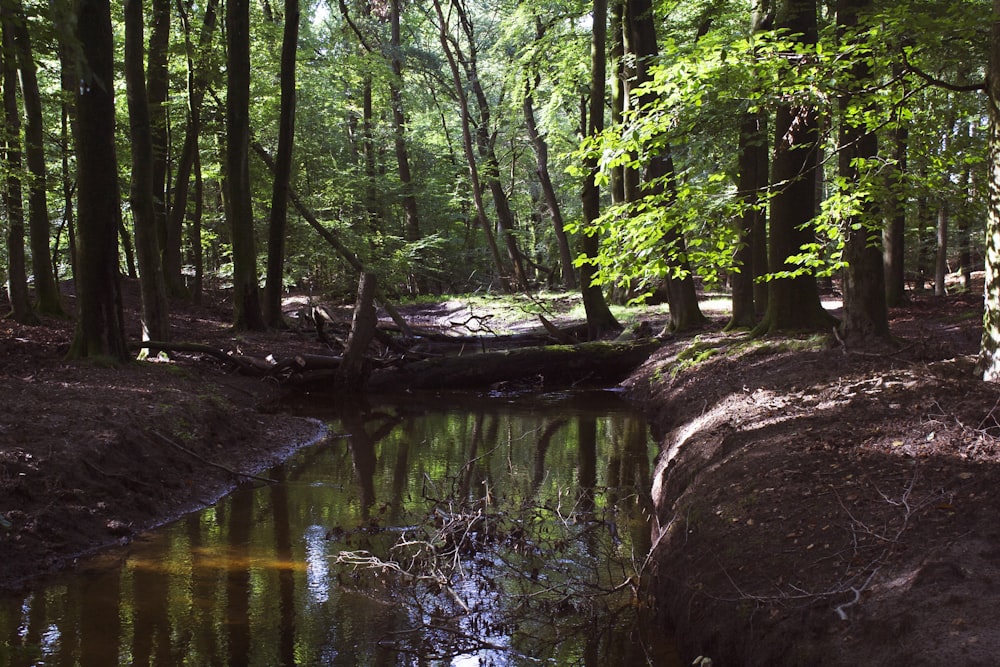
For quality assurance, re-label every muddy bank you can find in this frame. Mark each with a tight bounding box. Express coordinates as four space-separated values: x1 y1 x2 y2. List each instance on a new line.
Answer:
629 313 1000 666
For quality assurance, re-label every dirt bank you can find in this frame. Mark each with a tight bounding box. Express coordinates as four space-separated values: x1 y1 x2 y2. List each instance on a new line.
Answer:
629 292 1000 666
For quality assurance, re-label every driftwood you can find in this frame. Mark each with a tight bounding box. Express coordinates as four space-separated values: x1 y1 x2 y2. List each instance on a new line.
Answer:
135 340 344 379
365 340 660 392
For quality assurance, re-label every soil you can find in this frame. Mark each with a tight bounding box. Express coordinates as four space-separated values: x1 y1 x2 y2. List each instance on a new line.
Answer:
2 279 998 666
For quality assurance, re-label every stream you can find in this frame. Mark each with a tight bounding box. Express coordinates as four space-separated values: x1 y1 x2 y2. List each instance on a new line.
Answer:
0 390 680 666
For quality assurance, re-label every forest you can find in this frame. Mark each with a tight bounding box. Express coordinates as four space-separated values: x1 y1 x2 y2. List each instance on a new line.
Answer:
0 0 995 372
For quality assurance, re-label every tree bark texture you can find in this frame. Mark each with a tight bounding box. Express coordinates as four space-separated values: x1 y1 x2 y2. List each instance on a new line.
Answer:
1 6 34 323
883 119 908 306
837 0 889 344
68 0 129 362
580 0 621 337
225 0 265 330
11 0 63 316
125 0 171 343
263 0 299 327
980 0 1000 381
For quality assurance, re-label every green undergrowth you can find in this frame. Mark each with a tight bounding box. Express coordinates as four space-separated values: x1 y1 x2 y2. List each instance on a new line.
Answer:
663 332 830 381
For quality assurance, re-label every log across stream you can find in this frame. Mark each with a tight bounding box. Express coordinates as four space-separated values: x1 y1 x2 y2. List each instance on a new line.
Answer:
0 391 681 665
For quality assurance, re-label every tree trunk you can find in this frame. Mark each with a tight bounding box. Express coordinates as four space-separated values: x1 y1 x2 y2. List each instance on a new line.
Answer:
125 0 170 344
523 74 576 290
263 0 299 328
1 6 34 324
12 0 63 316
934 202 948 296
979 0 1000 381
225 0 265 330
837 0 889 344
753 0 836 335
389 0 422 290
431 0 507 287
338 272 378 389
624 0 704 332
68 0 129 362
580 0 621 337
148 0 181 297
883 118 908 307
728 109 767 330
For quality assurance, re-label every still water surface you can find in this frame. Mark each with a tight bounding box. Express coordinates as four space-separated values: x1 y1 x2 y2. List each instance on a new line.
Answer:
1 391 679 666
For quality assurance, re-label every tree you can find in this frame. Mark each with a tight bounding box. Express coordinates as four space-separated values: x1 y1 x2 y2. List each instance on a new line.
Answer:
753 0 836 335
11 0 64 316
837 0 889 343
225 0 265 330
124 0 170 343
67 0 129 362
1 3 34 324
263 0 299 327
979 0 1000 381
579 0 620 337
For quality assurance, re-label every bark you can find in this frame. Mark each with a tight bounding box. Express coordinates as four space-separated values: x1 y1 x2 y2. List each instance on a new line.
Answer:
837 0 889 344
1 6 34 323
58 35 80 286
624 0 704 332
263 0 299 327
727 110 767 330
366 340 660 392
980 0 1000 381
753 0 837 335
67 0 129 362
149 0 181 296
934 202 948 296
225 0 265 330
580 0 621 337
883 118 908 306
125 0 171 343
11 1 63 316
524 72 576 290
338 272 378 388
389 0 422 287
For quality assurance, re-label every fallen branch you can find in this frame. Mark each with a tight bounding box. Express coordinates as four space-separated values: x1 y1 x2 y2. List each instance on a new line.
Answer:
148 429 276 484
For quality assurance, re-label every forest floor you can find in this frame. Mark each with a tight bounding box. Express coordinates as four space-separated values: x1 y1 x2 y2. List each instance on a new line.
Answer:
0 277 997 665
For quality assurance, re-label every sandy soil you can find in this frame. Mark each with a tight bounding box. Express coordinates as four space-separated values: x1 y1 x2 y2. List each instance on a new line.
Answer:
1 280 997 666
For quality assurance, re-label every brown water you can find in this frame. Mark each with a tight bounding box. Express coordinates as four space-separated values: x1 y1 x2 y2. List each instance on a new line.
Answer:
0 390 680 666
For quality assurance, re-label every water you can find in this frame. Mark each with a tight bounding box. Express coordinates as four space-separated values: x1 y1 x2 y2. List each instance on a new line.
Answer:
0 390 680 666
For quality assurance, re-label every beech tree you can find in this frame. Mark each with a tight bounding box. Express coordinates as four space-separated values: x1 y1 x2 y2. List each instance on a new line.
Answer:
980 0 1000 381
67 0 128 362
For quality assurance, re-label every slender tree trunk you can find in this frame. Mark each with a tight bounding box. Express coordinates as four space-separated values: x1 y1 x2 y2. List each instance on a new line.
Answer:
580 0 620 337
389 0 422 291
225 0 265 330
149 0 184 297
728 110 767 330
523 74 576 290
1 7 34 323
958 169 974 290
430 0 507 287
753 0 836 335
68 0 129 362
625 0 704 332
125 0 170 344
192 147 204 303
11 0 63 316
59 35 81 285
934 202 948 296
838 0 889 344
978 0 1000 380
883 118 908 306
263 0 299 327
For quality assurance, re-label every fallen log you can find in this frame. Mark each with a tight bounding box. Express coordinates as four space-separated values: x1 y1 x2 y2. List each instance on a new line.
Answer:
365 340 660 392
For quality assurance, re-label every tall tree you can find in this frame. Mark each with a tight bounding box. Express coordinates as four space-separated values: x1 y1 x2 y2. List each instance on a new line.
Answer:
753 0 836 334
980 0 1000 381
579 0 620 337
837 0 889 343
1 4 34 324
225 0 265 330
263 0 299 327
125 0 170 343
67 0 129 362
883 105 908 307
623 0 704 332
11 0 64 316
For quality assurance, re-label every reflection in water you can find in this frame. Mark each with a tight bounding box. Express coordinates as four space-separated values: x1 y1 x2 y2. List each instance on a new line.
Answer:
0 391 680 666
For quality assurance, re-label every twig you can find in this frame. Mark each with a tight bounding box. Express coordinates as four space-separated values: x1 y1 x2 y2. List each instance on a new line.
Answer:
148 429 276 484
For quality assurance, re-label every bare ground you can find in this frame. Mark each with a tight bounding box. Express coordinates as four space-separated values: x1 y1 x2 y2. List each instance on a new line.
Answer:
1 280 998 666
